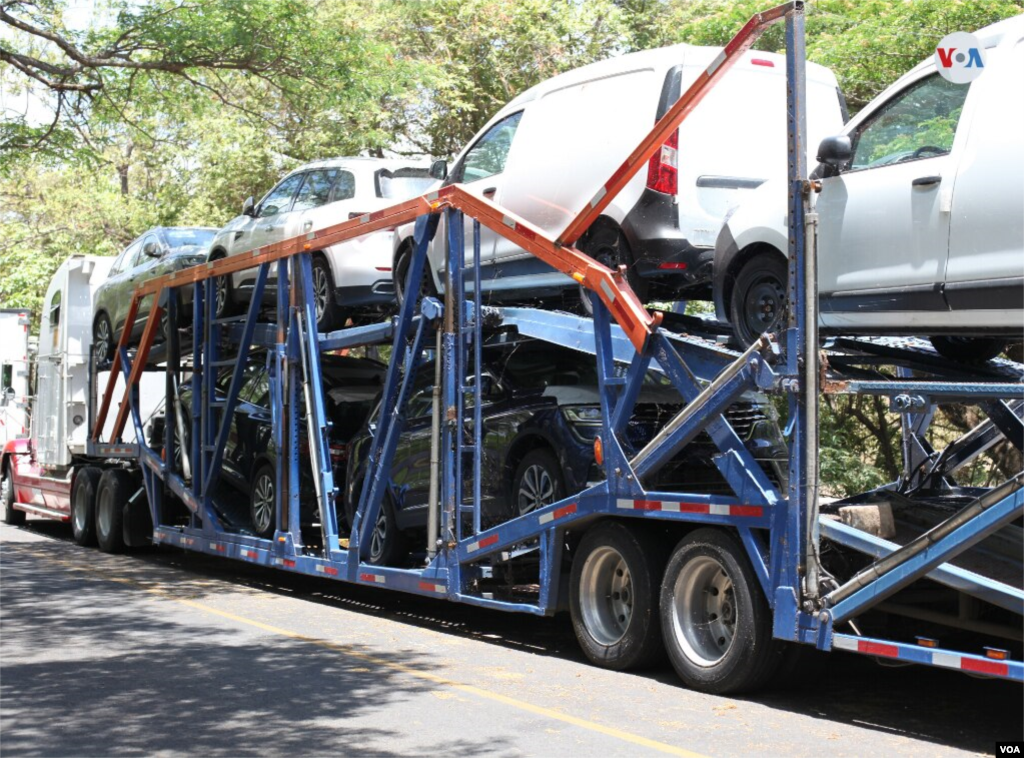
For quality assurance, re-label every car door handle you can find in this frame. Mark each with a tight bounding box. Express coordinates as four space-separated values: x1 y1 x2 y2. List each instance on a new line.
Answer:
262 224 275 231
482 187 497 198
303 220 313 231
912 175 942 187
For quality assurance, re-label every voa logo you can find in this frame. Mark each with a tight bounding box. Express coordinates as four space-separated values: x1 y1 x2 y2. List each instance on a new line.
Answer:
935 31 987 83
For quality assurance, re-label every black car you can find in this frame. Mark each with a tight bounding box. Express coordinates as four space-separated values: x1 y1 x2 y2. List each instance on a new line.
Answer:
158 353 386 538
345 339 787 565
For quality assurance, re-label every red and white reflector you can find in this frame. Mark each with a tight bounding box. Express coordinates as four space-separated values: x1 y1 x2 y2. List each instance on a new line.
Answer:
538 502 577 525
418 581 445 594
240 549 258 560
616 499 762 518
359 572 386 585
315 564 339 577
211 542 226 553
466 534 500 554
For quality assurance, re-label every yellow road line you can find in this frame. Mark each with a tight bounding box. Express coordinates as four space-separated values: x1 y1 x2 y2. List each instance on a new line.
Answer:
23 548 707 758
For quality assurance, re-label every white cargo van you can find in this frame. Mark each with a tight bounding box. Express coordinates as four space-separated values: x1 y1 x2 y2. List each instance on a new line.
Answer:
393 43 845 305
713 16 1024 360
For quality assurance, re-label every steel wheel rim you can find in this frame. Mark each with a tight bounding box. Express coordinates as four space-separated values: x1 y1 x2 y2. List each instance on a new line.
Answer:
671 555 737 667
579 546 633 646
73 487 88 533
95 319 110 358
517 463 555 515
252 473 274 535
98 490 113 538
743 276 785 335
370 506 388 561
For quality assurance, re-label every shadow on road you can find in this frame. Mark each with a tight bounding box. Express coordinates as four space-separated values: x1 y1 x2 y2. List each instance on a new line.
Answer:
6 521 1022 754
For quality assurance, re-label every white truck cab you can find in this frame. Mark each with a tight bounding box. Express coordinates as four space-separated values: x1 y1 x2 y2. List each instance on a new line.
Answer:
714 16 1024 360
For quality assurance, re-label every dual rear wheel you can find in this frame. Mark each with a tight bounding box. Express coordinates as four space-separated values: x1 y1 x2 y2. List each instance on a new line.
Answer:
570 523 783 694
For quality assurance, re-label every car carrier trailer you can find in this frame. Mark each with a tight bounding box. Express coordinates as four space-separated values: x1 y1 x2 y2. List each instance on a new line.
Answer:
3 2 1022 694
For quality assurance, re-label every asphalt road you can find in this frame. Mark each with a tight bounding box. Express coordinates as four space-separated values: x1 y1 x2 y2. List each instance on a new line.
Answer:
2 519 1021 757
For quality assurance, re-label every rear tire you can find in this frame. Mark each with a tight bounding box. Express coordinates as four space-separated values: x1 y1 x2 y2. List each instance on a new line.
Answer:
511 449 565 517
210 253 236 319
94 313 115 361
250 463 277 539
71 466 102 546
96 468 133 553
578 226 648 314
2 461 26 526
729 254 788 349
570 521 666 671
312 256 344 332
660 528 782 694
393 241 438 311
929 336 1007 363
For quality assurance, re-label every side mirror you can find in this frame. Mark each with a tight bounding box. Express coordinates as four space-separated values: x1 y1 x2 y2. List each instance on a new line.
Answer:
817 135 853 176
143 240 162 258
1 387 13 407
242 196 255 217
429 159 448 181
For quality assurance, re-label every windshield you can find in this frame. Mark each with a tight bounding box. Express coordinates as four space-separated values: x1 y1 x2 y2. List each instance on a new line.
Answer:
376 167 435 200
166 228 217 252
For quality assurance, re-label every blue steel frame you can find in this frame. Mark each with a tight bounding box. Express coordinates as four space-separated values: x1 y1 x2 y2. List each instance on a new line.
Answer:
97 0 1023 683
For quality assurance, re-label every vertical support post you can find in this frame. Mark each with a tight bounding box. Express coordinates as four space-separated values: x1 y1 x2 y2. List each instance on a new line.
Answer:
273 258 289 541
200 278 217 531
162 287 180 528
190 280 204 529
286 258 303 542
444 209 465 541
472 219 483 537
780 5 820 603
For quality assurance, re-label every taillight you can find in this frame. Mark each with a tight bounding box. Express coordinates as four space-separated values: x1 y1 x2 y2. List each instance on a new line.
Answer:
646 129 678 195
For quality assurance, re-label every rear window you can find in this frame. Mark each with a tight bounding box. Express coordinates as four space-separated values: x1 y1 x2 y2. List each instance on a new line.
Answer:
376 167 435 200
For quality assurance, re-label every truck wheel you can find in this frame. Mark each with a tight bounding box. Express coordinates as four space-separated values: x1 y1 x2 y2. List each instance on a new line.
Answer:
569 521 665 670
312 256 345 332
250 463 277 539
71 466 103 546
96 468 132 553
2 461 26 526
660 528 782 694
929 336 1007 363
729 255 788 349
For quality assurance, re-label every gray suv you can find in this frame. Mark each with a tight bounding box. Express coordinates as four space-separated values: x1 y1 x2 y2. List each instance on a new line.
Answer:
92 227 217 360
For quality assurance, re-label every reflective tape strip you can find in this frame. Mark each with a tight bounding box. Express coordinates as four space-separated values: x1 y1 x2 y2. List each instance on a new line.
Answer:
251 248 262 257
360 214 371 224
211 543 226 553
427 191 439 201
589 186 608 208
599 279 616 303
182 537 195 547
306 232 316 240
835 637 1010 677
273 558 297 568
615 499 761 518
502 215 516 230
467 534 500 554
539 502 577 525
240 549 257 559
706 50 727 76
418 581 445 594
316 564 339 577
359 572 386 584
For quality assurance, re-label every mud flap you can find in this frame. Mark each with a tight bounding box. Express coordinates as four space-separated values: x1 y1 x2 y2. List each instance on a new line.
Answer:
123 484 153 547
